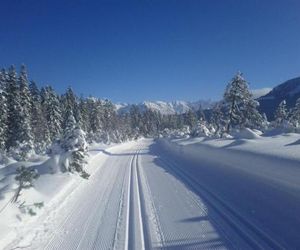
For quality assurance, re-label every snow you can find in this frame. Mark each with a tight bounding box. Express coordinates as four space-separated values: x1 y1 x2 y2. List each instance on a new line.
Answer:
158 135 300 248
116 99 215 115
251 88 272 99
230 128 261 139
1 135 300 249
0 142 118 248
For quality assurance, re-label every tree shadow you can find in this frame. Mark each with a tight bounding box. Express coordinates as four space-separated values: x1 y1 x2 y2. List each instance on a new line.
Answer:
285 139 300 146
156 238 225 249
221 139 247 148
178 215 209 223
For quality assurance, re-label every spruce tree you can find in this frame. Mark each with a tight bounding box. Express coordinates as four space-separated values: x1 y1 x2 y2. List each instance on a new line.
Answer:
78 96 90 133
61 107 89 178
289 98 300 128
184 110 197 130
0 69 8 151
29 81 50 150
274 100 288 128
211 103 226 136
88 98 103 140
18 65 34 152
6 66 23 150
61 87 81 126
223 72 262 131
129 105 143 137
61 109 76 150
41 86 62 141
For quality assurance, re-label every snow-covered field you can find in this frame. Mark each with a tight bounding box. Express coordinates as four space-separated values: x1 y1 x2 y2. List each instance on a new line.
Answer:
1 135 300 249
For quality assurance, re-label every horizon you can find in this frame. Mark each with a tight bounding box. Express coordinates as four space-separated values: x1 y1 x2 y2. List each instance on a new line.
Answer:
0 0 299 103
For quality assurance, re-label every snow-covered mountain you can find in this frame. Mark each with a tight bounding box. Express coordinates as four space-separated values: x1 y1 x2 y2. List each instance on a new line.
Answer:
258 77 300 120
251 88 272 99
115 100 215 115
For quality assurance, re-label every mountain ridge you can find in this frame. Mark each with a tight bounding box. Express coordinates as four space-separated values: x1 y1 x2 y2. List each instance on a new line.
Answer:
115 99 215 115
258 76 300 120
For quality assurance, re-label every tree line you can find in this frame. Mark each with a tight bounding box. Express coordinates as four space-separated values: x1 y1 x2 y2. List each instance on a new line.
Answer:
0 66 299 165
0 65 195 161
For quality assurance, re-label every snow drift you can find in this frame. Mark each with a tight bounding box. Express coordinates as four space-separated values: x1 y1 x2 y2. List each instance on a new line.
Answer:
159 134 300 192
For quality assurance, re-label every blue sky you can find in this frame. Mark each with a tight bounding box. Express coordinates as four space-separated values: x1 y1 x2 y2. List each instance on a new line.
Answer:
0 0 299 103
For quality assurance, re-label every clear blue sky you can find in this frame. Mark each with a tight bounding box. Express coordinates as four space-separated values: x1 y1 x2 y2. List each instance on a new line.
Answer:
0 0 299 103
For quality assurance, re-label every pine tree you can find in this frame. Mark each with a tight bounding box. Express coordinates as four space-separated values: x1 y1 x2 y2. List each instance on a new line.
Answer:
274 100 289 128
129 105 143 137
61 87 82 126
41 86 62 141
0 69 8 151
78 96 90 133
70 148 89 179
184 110 197 130
61 109 77 150
191 119 212 137
196 106 206 121
0 68 7 90
29 81 50 150
210 102 226 136
61 107 89 178
100 99 117 142
223 72 262 131
118 113 133 141
6 66 23 150
13 166 39 202
88 98 103 140
18 65 34 152
289 98 300 128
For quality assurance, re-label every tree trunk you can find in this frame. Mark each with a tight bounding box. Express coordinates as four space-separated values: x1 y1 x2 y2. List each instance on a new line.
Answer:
12 183 22 203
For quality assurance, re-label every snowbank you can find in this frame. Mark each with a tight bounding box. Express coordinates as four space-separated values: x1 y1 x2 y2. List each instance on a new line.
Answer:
0 140 138 248
159 133 300 192
230 128 261 139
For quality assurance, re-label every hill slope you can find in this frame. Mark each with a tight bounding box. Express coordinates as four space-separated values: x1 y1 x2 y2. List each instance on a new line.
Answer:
258 77 300 120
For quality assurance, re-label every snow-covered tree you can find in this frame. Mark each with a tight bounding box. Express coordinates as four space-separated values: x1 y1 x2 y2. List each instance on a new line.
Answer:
129 105 142 134
70 147 89 179
78 96 90 133
41 86 62 141
0 70 8 151
61 107 89 178
184 110 197 130
117 113 133 141
61 87 81 126
196 106 206 121
87 98 103 140
223 72 263 131
100 99 118 142
18 65 34 152
29 81 51 151
274 100 289 128
140 109 159 136
62 110 77 149
13 166 39 202
6 66 23 150
191 119 212 137
210 102 226 136
288 98 300 128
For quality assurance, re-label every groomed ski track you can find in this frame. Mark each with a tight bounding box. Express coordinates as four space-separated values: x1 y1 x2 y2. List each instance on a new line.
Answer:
5 139 300 249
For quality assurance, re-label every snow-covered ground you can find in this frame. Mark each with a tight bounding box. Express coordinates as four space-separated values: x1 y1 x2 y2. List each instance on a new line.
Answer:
0 142 116 248
160 133 300 249
1 135 300 249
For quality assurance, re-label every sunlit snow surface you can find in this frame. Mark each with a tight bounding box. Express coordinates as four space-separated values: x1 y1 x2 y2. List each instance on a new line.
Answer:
1 135 300 249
